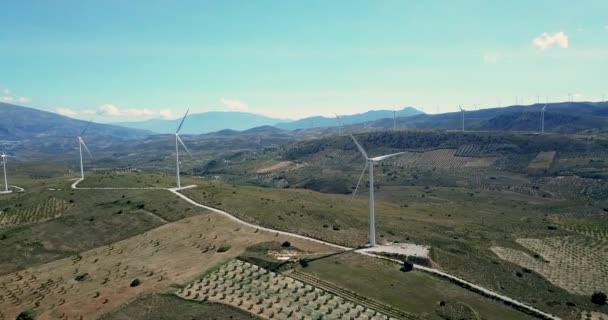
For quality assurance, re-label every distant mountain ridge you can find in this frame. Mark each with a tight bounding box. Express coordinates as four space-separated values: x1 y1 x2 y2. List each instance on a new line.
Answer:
115 111 287 135
114 107 424 134
369 102 608 134
274 107 423 130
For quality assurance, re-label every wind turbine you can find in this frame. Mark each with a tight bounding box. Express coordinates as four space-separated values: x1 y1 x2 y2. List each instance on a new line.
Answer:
541 104 547 133
1 152 13 192
350 135 405 247
393 109 397 131
458 106 465 132
174 109 193 188
334 114 344 135
76 122 93 179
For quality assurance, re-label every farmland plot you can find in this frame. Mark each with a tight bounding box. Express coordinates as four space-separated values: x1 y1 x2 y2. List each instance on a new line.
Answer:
0 214 334 320
528 151 556 170
176 259 407 320
491 236 608 295
0 197 72 228
390 149 496 169
455 144 519 157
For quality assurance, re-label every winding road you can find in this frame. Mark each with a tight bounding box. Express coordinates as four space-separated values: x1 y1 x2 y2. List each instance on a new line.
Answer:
71 178 561 320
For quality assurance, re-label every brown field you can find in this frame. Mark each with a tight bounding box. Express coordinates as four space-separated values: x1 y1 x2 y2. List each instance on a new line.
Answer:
0 213 335 320
491 236 608 295
255 161 305 174
528 151 556 170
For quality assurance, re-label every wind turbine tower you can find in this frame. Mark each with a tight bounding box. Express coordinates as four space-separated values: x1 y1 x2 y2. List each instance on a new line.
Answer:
393 109 397 131
541 104 547 133
1 152 10 192
350 135 405 247
76 122 93 179
459 106 465 132
334 114 344 135
174 109 193 188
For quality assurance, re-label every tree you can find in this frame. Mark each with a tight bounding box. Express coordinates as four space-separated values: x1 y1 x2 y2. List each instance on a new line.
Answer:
16 311 35 320
591 291 607 305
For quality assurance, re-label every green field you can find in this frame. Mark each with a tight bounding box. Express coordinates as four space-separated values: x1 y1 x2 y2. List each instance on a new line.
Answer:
0 175 206 275
101 294 257 320
300 252 534 320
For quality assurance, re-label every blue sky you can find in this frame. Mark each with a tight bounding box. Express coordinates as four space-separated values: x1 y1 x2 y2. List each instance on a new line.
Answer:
1 1 607 121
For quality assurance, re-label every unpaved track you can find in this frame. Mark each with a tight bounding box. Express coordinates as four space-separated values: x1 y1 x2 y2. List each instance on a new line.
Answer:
70 178 561 320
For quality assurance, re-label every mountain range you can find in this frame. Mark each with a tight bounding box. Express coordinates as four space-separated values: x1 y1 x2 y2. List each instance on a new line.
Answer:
114 107 423 134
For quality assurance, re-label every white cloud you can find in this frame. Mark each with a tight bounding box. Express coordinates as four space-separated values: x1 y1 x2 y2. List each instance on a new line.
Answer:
483 52 500 64
159 109 175 119
533 32 569 50
56 107 79 117
0 87 30 104
98 104 156 117
54 104 176 120
221 98 249 111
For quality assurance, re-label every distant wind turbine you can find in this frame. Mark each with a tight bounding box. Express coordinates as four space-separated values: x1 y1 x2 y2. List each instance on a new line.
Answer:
1 152 13 192
174 109 193 188
458 106 465 132
350 135 405 247
76 121 93 179
541 104 547 134
334 114 344 135
393 109 397 131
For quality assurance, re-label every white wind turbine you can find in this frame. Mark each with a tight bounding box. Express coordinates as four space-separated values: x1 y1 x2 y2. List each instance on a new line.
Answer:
458 106 465 132
334 114 344 135
174 109 193 188
76 122 93 179
350 134 405 247
541 104 547 134
1 152 13 193
393 109 397 131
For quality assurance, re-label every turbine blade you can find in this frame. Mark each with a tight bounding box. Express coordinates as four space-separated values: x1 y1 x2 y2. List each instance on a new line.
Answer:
177 135 193 157
350 134 369 159
542 104 547 111
370 151 406 162
176 108 190 133
80 119 94 136
80 139 92 159
351 162 368 201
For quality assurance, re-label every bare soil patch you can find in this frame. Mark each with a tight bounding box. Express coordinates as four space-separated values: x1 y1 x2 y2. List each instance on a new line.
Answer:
0 213 335 320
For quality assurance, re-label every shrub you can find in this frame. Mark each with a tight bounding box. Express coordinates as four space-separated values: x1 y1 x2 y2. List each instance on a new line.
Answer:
16 311 35 320
75 273 90 282
591 291 607 305
217 244 231 252
130 278 141 287
281 241 291 247
400 260 414 272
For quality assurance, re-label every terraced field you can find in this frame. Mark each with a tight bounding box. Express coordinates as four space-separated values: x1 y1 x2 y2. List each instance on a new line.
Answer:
528 151 556 171
455 144 520 157
0 197 72 228
491 236 608 295
390 149 496 169
176 259 416 320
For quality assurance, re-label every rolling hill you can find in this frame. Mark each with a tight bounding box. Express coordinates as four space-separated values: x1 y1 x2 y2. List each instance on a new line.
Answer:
0 102 152 140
